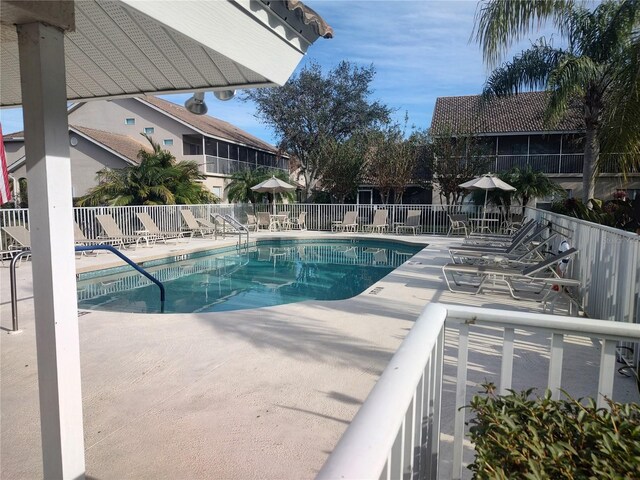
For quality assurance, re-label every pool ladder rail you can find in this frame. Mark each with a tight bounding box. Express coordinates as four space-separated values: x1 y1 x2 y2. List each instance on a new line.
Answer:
212 213 250 249
8 245 166 333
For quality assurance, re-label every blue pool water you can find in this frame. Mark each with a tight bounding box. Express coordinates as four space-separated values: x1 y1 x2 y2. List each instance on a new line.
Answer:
77 239 424 313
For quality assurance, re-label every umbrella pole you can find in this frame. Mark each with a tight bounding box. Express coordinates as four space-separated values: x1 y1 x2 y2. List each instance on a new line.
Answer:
482 189 488 233
272 189 276 215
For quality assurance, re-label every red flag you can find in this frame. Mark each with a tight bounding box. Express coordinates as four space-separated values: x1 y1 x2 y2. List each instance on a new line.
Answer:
0 123 12 205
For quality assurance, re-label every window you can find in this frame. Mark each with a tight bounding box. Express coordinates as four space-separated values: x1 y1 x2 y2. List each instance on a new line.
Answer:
163 139 174 146
183 135 203 155
217 141 229 159
497 135 528 155
211 187 222 199
529 134 561 154
125 118 136 125
144 127 155 135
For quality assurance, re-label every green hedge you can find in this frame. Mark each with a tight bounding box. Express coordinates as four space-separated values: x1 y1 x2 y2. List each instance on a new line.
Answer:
467 383 640 479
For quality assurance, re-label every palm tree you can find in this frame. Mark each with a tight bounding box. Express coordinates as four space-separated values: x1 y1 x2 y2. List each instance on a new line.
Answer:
508 166 566 214
225 168 295 204
76 135 217 206
225 168 265 204
474 0 640 204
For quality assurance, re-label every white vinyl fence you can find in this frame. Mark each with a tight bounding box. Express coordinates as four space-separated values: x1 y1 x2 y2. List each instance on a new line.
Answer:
526 207 640 325
2 203 638 326
0 203 492 246
318 303 640 480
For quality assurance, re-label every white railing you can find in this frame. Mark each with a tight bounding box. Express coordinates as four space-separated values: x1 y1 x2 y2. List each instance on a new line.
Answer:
317 303 640 480
3 203 638 326
526 207 640 325
1 203 500 248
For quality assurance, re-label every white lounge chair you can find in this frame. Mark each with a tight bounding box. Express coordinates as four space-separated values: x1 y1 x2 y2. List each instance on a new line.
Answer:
95 214 142 248
363 210 388 233
1 226 31 266
256 212 273 231
180 210 216 237
332 211 358 232
286 211 307 230
396 210 421 235
447 213 470 236
244 214 258 232
136 212 188 243
2 225 31 249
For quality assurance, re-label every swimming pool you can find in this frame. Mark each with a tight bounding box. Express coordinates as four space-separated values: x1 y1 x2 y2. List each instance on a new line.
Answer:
77 239 424 313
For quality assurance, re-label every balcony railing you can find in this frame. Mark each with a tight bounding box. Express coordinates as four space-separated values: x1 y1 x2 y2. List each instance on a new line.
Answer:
318 303 640 480
453 153 634 174
204 155 288 175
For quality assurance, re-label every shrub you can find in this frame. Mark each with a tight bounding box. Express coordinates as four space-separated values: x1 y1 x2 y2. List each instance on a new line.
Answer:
550 197 640 232
467 383 640 479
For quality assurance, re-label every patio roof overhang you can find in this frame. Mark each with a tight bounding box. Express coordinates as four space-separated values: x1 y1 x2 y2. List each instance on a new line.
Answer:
1 0 332 106
0 1 330 479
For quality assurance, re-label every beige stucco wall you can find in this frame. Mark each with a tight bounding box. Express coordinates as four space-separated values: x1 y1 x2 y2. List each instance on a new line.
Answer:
4 141 25 166
551 175 640 200
6 133 131 197
69 99 243 200
69 98 202 164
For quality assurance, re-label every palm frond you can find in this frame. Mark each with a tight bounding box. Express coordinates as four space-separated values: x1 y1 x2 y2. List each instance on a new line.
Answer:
599 35 640 176
545 55 600 124
473 0 575 66
483 40 564 97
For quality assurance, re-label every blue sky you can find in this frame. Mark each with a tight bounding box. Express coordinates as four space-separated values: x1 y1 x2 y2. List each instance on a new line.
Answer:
0 0 555 145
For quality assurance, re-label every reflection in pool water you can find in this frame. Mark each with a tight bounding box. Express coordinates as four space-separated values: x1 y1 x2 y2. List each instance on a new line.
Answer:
77 240 424 313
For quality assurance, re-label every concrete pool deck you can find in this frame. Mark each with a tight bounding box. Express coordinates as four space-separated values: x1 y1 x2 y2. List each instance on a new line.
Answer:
2 231 638 479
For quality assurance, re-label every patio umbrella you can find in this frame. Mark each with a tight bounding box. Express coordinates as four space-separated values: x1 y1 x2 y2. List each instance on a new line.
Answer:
459 173 516 231
251 176 297 214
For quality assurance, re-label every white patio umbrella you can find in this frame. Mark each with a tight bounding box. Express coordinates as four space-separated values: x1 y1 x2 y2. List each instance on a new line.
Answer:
459 173 516 231
251 176 297 214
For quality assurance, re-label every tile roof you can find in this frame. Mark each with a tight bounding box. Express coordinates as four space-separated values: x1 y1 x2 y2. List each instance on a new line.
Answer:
139 96 279 154
430 92 584 135
3 131 24 140
71 126 152 163
283 0 333 38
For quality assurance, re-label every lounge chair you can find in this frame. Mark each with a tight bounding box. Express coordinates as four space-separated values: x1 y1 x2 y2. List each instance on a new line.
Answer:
459 219 538 248
136 212 188 243
396 210 422 235
449 221 543 258
447 213 470 236
2 226 31 249
180 210 216 237
464 218 533 244
442 247 578 299
1 226 31 266
332 211 358 232
95 214 143 248
503 213 525 234
363 210 389 233
256 212 274 231
244 214 258 232
286 211 307 230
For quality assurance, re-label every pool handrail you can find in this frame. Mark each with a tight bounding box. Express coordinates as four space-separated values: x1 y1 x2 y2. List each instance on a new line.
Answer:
74 245 165 311
212 213 249 248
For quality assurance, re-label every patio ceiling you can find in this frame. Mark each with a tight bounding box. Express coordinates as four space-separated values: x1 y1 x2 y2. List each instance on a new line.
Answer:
0 0 332 107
